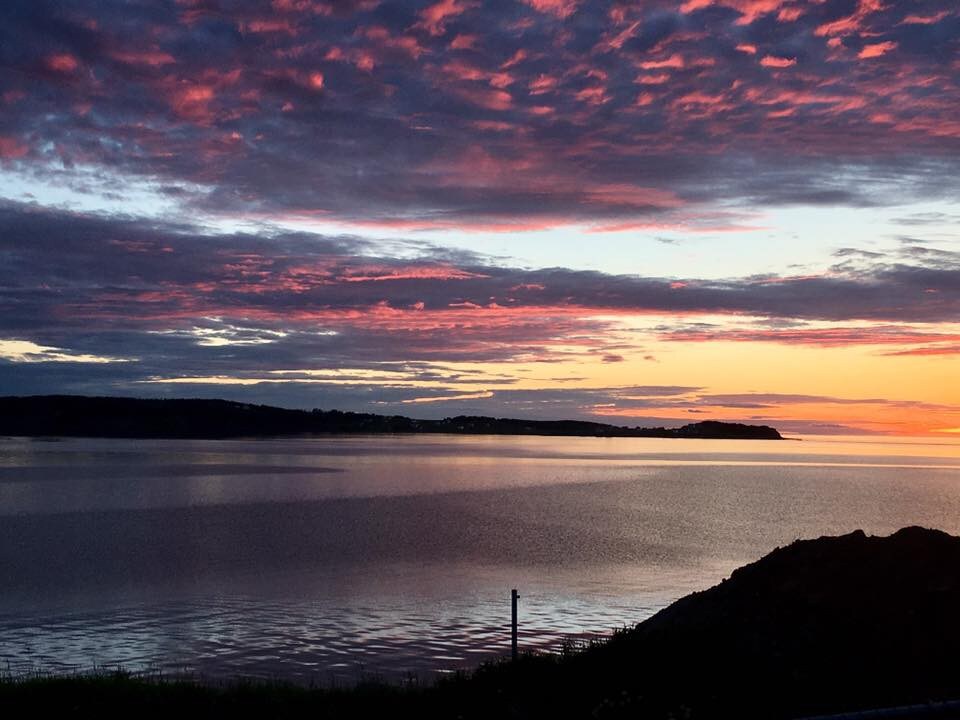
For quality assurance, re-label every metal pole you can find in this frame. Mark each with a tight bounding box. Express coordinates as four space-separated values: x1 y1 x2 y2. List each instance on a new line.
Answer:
511 588 519 660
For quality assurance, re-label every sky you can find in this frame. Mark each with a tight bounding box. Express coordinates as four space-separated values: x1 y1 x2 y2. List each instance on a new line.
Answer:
0 0 958 435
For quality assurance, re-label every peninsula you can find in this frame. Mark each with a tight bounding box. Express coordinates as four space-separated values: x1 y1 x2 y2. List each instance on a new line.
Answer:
0 395 783 440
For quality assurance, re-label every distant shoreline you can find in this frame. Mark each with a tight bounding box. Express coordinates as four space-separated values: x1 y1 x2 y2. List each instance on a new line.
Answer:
0 395 783 441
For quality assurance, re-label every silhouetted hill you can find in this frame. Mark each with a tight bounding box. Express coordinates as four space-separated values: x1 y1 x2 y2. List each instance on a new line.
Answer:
577 526 960 717
0 395 782 440
435 526 960 718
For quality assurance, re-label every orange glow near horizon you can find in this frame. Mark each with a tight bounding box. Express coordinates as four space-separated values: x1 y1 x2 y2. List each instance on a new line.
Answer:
129 323 960 436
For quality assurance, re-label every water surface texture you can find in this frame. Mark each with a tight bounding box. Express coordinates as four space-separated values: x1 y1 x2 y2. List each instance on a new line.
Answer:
1 434 959 683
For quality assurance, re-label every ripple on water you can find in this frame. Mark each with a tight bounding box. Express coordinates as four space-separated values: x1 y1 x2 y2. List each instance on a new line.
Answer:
0 592 672 683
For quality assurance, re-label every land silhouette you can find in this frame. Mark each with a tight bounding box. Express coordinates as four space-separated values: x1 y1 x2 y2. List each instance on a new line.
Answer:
4 527 960 718
0 395 783 440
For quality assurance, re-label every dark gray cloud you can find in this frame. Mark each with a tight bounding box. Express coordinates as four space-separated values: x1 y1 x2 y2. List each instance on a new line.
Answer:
0 202 958 408
0 0 958 227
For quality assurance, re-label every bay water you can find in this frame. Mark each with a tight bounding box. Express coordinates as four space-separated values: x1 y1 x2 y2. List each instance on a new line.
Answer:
1 433 958 683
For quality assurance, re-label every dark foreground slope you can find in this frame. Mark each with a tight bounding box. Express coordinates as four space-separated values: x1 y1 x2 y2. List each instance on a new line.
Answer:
0 394 782 439
580 525 960 718
4 528 959 719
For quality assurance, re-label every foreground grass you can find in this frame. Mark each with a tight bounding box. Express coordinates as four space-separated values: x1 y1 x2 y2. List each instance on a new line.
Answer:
1 668 428 718
0 652 590 719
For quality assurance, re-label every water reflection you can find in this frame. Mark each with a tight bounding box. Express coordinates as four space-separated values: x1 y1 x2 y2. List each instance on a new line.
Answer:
0 434 958 682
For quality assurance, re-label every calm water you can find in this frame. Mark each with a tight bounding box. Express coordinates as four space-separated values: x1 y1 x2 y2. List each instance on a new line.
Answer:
1 433 959 683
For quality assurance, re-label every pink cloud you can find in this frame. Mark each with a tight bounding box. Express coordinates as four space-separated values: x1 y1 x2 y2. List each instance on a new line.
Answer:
0 136 28 159
449 33 477 50
574 85 608 105
46 54 79 73
441 59 488 82
635 92 656 107
760 55 796 68
523 0 579 19
597 20 641 51
680 0 789 26
359 26 425 59
170 84 216 122
635 73 671 85
415 0 476 36
528 74 558 94
767 107 795 118
776 6 803 22
471 120 515 132
528 105 554 116
888 117 960 139
111 49 176 66
745 87 871 117
670 91 735 115
815 0 884 37
355 51 376 72
337 264 490 282
639 54 685 70
240 18 298 34
501 49 527 69
858 41 897 59
900 11 951 25
438 60 515 92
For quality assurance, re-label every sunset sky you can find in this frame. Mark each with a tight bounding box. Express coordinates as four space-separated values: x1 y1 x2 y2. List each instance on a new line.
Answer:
1 0 958 435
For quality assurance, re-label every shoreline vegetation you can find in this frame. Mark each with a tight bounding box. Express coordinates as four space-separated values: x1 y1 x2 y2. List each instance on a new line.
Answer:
3 527 959 718
0 395 782 440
